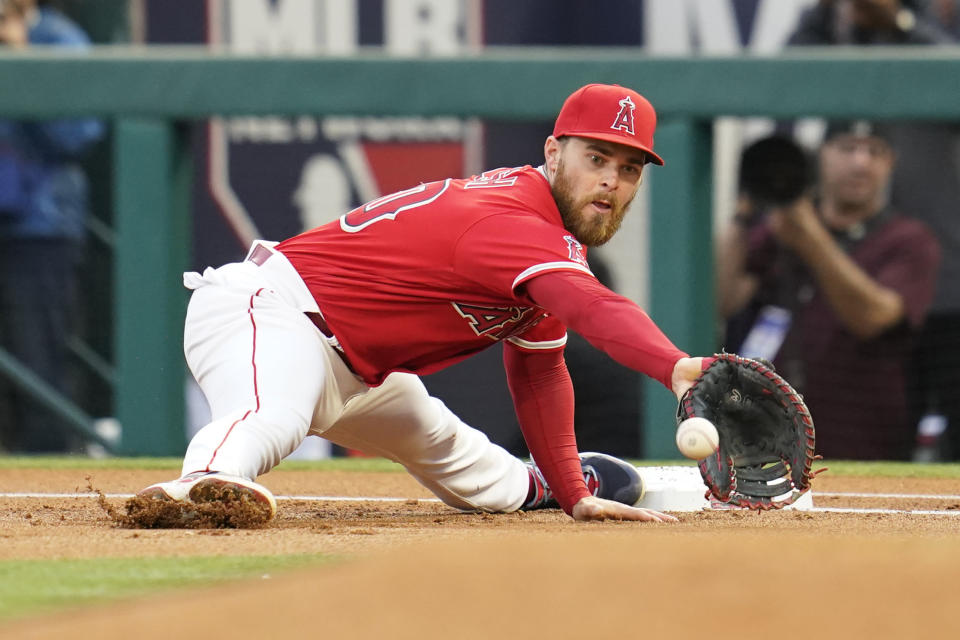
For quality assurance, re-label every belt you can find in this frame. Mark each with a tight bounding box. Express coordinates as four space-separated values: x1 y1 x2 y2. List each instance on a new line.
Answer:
307 312 359 375
247 243 273 266
305 311 334 339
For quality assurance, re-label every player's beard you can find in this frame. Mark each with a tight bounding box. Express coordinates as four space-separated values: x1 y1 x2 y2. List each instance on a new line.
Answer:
551 158 631 247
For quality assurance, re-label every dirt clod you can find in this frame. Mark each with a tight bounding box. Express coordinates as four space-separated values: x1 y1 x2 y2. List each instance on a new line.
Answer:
118 487 272 529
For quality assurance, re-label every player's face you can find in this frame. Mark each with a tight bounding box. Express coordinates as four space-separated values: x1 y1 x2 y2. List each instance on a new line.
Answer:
547 137 645 246
819 134 894 220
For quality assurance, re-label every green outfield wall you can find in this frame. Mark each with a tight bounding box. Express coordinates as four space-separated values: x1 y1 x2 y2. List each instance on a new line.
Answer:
1 47 957 456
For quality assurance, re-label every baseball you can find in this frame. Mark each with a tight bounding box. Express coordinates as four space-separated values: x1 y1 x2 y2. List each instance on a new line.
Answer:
676 417 720 460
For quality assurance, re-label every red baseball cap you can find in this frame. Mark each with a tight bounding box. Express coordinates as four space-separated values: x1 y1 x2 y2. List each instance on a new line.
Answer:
552 83 664 165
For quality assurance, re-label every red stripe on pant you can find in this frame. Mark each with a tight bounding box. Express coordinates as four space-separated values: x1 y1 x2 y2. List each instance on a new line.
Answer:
204 288 265 470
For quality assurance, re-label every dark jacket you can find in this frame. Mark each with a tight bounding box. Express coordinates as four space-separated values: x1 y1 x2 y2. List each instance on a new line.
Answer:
0 7 105 240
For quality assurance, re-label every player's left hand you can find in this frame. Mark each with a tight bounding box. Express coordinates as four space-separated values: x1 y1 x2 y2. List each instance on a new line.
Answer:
571 496 677 523
671 357 713 401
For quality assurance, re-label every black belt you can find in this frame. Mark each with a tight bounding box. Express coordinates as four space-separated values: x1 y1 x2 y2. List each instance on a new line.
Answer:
305 312 334 339
307 312 359 375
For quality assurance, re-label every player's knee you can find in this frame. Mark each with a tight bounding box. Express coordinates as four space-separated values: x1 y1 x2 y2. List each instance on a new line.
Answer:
376 376 447 433
249 405 312 440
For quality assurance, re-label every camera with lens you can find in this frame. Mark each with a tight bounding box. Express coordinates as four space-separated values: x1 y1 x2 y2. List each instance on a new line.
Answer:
738 134 812 209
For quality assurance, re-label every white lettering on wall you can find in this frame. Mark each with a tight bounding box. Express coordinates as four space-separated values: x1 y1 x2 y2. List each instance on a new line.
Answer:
385 0 466 54
643 0 817 55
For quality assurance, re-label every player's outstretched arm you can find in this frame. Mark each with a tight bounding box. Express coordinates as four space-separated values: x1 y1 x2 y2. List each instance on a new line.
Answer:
523 271 687 390
571 496 678 523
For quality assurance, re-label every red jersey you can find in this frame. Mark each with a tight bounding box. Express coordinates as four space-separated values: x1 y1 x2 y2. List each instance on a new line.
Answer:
277 165 592 386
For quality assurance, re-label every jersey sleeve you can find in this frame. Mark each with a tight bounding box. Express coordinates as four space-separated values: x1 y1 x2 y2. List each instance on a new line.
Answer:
452 213 593 301
524 270 688 390
505 313 568 353
453 214 580 354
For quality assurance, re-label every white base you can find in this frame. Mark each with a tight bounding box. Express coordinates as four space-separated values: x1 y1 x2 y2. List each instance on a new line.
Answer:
636 465 814 512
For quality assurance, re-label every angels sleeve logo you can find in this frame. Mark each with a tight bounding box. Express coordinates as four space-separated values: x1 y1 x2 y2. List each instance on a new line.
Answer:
564 235 588 267
611 96 636 135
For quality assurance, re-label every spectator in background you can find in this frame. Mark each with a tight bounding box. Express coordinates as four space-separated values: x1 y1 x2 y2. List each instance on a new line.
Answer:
786 0 960 460
788 0 953 44
926 0 960 37
716 122 940 460
0 0 105 452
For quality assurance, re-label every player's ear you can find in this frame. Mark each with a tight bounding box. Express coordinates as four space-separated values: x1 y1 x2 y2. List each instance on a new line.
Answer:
544 136 562 176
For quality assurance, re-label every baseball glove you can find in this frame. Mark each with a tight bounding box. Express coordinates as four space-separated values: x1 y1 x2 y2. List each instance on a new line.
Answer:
677 353 821 510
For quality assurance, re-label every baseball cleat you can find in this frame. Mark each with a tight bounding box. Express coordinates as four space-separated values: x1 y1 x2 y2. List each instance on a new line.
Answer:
135 470 277 525
524 452 645 510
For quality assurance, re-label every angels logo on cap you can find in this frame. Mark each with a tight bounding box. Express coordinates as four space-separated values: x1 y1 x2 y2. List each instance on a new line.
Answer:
553 83 664 165
611 96 636 135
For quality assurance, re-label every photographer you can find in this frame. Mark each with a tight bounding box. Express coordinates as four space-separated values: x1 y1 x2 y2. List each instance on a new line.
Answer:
790 0 960 463
716 123 940 460
0 0 105 452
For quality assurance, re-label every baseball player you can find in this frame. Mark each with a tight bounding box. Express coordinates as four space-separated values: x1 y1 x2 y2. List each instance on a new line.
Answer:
138 83 709 524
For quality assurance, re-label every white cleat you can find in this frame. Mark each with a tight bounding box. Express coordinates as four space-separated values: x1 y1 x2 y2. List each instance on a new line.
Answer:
136 470 277 524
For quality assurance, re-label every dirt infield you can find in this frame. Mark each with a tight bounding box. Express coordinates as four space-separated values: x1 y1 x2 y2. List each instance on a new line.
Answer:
1 467 959 639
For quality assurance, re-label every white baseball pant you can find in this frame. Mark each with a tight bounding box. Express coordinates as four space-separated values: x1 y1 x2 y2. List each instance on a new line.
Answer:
179 242 530 513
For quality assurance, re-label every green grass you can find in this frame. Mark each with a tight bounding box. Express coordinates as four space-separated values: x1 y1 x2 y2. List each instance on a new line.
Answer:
274 457 406 472
636 459 960 478
0 455 405 473
0 456 184 471
0 554 333 622
809 460 960 478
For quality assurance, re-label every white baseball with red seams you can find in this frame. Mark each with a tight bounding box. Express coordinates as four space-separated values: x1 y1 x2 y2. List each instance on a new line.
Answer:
676 417 719 460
